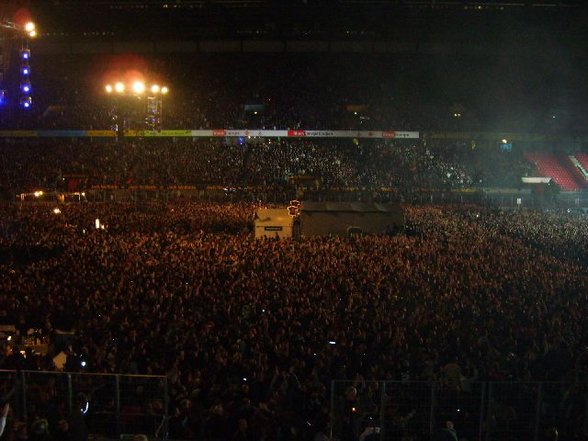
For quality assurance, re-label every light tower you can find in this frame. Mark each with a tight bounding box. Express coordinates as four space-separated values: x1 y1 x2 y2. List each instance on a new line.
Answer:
145 84 168 131
19 45 32 109
104 79 169 133
0 18 37 111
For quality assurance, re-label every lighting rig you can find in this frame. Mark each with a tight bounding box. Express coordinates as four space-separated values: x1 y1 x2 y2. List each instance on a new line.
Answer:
0 19 37 110
104 80 169 133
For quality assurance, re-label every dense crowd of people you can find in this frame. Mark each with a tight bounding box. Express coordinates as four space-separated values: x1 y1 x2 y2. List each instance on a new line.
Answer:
0 202 587 440
0 137 533 197
0 4 587 441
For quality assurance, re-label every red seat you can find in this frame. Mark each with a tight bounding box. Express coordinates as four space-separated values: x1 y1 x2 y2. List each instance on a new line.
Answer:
525 153 587 191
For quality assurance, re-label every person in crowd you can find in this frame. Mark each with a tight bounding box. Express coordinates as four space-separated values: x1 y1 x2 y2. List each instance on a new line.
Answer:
0 201 587 439
53 419 72 441
0 403 9 438
436 420 458 441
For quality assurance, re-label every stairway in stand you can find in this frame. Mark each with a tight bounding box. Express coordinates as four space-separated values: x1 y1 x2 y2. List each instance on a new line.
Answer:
525 153 588 191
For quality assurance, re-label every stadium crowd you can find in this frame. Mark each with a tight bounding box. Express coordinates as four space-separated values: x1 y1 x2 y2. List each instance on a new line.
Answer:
0 6 586 441
0 137 532 198
1 202 587 441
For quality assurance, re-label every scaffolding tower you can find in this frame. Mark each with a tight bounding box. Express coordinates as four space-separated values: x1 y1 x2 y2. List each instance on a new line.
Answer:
0 28 7 104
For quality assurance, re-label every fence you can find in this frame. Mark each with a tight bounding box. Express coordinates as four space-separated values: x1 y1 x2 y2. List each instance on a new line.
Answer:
1 374 587 440
0 370 168 440
331 380 588 441
80 187 588 209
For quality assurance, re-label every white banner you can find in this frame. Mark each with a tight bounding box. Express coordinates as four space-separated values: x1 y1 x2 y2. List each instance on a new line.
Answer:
191 129 419 139
0 129 420 139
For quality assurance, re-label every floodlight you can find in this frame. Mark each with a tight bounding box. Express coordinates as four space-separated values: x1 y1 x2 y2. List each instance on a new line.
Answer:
161 86 169 95
132 81 145 95
150 84 160 94
114 82 125 93
105 84 113 93
29 31 37 38
21 96 32 109
24 22 36 32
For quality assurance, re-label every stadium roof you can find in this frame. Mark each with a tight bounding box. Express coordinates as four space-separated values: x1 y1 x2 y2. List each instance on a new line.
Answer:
25 0 587 42
29 0 587 5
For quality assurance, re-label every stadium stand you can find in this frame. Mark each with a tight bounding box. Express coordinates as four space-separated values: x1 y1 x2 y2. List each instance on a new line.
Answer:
1 2 587 440
524 152 587 192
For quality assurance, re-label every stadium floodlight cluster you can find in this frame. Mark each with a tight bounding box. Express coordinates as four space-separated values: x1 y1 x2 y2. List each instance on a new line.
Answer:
103 77 170 133
105 80 169 97
105 79 169 131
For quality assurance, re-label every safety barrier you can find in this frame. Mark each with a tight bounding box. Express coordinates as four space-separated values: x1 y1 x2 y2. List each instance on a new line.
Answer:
330 380 588 441
0 370 168 440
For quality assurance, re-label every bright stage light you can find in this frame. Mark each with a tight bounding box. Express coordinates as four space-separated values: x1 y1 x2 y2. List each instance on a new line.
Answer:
21 50 31 60
22 67 30 75
29 30 37 38
25 22 36 32
22 84 31 93
114 82 125 93
161 86 169 95
132 81 145 94
105 84 113 93
150 84 160 94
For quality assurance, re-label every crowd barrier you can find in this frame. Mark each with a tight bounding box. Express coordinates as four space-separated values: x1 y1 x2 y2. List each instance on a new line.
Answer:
7 371 585 440
0 370 168 440
331 380 588 441
15 186 588 210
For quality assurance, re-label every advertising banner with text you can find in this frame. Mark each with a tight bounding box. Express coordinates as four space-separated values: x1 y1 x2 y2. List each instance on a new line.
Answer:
0 129 419 139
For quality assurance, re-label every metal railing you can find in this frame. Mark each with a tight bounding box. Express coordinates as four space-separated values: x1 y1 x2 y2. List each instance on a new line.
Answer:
3 372 587 440
0 370 168 440
331 380 588 441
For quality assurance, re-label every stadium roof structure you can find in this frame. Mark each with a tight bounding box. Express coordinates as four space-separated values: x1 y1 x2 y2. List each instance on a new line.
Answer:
28 0 587 42
29 0 587 6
